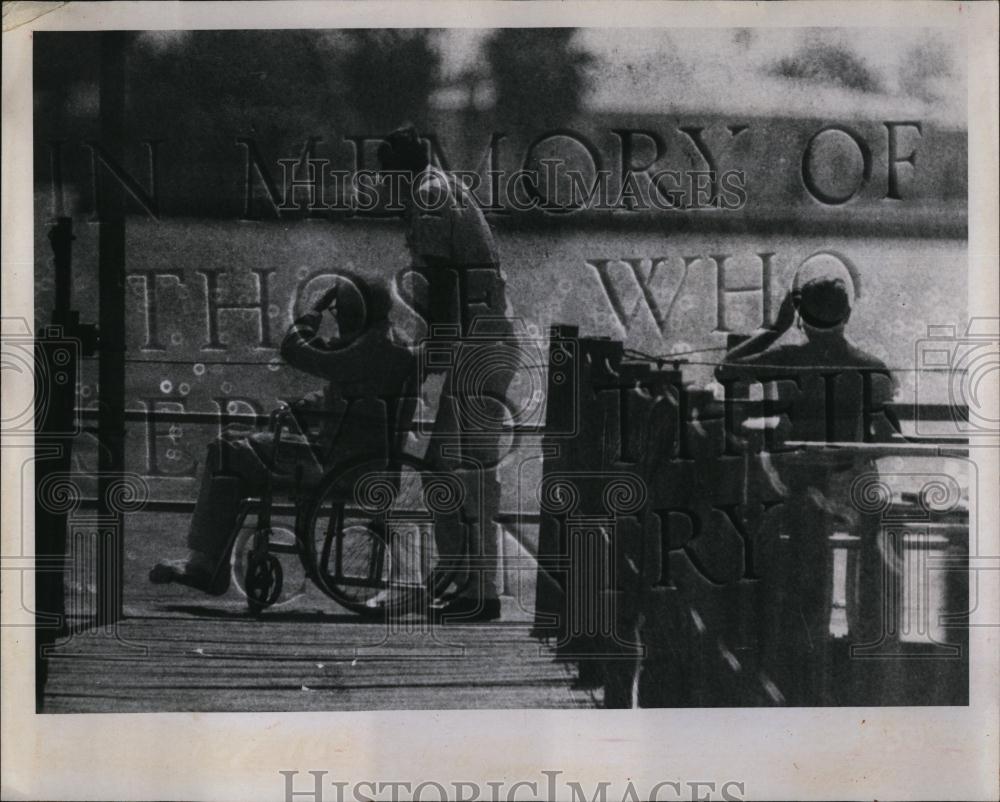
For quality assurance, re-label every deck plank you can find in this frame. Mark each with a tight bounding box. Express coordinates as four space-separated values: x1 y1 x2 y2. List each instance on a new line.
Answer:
41 512 598 712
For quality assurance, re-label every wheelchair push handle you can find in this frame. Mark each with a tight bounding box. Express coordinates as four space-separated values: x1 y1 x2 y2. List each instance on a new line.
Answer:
269 401 293 427
266 403 296 465
266 398 322 465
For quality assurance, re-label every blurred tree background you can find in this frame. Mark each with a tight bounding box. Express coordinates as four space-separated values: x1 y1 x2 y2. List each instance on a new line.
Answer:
483 29 595 128
769 40 882 93
34 30 445 216
123 29 442 138
34 28 597 217
325 30 442 131
127 31 340 146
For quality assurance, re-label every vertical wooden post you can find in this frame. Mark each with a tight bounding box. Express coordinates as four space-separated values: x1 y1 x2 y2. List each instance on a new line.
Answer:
35 218 78 709
96 31 127 626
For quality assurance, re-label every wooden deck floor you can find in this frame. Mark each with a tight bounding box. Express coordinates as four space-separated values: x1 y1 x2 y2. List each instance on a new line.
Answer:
41 513 599 712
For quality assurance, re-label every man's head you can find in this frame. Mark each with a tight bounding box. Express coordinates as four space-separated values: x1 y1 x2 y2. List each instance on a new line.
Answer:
330 277 394 341
795 277 851 336
377 124 429 175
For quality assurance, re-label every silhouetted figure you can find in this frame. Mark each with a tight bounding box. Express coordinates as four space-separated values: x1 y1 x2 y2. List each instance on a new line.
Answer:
379 125 516 621
716 277 900 704
716 278 898 442
150 279 414 595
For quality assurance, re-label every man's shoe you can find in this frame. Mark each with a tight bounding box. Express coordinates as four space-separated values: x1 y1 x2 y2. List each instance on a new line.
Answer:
430 596 501 623
149 559 230 596
361 587 427 617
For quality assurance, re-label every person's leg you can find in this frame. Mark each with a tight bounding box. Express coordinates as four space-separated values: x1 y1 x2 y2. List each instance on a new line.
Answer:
469 340 518 602
425 379 472 598
150 432 271 593
430 339 517 620
459 466 502 601
183 453 242 566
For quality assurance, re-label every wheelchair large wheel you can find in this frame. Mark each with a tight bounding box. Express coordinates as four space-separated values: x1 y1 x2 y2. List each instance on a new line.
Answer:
300 456 467 617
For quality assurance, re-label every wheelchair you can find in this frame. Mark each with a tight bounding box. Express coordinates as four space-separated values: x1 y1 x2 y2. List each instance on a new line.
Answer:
222 403 468 617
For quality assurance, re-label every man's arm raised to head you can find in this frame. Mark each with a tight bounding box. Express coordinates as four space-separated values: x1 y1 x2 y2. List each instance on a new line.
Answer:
715 290 797 382
279 287 371 380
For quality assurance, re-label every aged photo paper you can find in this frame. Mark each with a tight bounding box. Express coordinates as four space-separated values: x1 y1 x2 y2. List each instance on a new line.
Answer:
2 1 998 800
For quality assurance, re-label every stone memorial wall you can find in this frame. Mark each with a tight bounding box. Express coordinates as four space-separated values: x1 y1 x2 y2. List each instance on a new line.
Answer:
32 112 967 500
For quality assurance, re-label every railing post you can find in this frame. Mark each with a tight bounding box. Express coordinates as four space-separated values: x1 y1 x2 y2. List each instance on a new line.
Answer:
35 216 100 708
96 31 128 626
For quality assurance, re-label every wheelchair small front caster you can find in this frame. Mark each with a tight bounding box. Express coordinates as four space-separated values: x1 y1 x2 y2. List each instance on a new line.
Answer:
245 551 283 615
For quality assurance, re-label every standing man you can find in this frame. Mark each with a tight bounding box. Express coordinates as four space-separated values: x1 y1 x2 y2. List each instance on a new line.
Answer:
378 125 515 621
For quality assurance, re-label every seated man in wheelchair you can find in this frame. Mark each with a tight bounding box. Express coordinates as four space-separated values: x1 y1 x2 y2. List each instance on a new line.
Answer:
149 277 416 595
